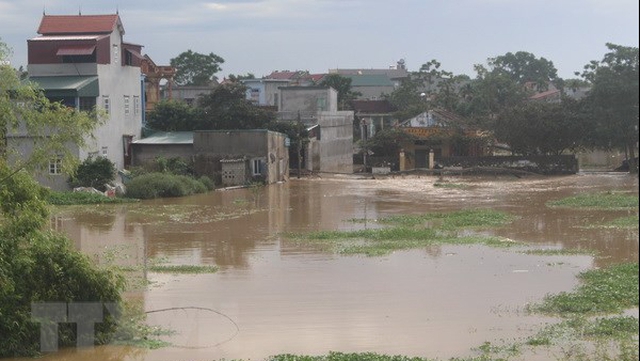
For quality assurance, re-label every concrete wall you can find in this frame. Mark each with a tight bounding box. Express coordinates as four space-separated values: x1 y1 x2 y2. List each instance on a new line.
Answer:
131 144 195 166
317 111 354 173
194 130 289 184
279 87 338 113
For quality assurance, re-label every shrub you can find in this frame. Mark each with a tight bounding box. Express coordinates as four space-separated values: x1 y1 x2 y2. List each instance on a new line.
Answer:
198 175 215 190
124 172 210 199
68 157 116 192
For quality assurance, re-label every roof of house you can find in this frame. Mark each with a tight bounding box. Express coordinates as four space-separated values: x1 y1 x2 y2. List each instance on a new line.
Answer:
132 131 194 145
265 71 304 80
529 89 561 100
37 14 123 35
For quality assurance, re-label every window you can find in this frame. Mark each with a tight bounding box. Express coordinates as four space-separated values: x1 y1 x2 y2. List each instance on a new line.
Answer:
252 159 262 176
133 96 140 116
103 96 110 115
316 97 327 111
101 146 108 157
79 97 96 112
124 96 130 115
112 44 119 63
49 157 63 175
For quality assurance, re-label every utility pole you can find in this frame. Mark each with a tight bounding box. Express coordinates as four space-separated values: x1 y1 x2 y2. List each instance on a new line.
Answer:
297 111 302 178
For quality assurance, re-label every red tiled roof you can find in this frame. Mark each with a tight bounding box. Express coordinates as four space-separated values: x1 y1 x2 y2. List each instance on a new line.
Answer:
529 89 560 100
265 71 299 80
37 14 122 35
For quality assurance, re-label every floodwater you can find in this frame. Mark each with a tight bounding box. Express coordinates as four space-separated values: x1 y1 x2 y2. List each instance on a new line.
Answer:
8 173 639 361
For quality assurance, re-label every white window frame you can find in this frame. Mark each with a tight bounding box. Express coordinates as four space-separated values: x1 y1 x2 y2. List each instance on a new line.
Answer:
103 95 110 115
101 146 108 157
124 95 130 115
49 157 63 175
252 158 262 176
133 95 140 116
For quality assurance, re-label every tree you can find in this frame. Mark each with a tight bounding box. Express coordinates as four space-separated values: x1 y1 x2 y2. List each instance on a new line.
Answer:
495 99 588 155
579 43 639 174
146 99 203 131
1 40 123 357
488 51 560 91
319 74 361 110
197 82 276 130
170 50 225 86
68 156 117 191
384 76 426 121
227 73 256 82
361 128 417 158
1 43 102 180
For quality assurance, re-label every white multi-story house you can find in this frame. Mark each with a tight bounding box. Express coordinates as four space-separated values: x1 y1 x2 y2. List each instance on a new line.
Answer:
9 13 144 190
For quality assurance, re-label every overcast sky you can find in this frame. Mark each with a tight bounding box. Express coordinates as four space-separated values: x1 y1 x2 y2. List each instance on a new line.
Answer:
1 0 638 79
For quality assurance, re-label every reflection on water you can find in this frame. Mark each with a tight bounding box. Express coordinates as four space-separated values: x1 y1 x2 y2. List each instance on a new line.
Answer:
8 173 637 361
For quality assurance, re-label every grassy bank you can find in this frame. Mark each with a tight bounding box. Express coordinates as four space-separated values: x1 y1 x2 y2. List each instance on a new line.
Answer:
48 191 138 205
546 191 639 210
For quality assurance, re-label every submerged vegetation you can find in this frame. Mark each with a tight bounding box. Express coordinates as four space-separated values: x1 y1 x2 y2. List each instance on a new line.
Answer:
290 209 519 256
546 191 639 210
48 191 138 205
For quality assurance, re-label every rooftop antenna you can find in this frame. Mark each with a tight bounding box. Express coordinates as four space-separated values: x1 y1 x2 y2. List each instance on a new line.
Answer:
78 5 81 15
116 5 119 14
43 5 46 15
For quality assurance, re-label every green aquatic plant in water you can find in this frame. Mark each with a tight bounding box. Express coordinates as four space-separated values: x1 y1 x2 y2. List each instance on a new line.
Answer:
546 191 639 210
290 209 518 256
530 262 639 315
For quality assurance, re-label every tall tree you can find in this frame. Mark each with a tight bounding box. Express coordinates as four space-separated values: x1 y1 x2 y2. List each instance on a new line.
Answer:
319 73 361 110
170 50 225 86
495 99 587 155
579 43 639 173
197 82 276 130
488 51 559 91
146 99 203 131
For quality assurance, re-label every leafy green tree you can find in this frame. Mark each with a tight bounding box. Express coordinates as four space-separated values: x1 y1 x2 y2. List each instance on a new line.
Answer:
68 156 116 191
361 128 417 157
495 99 587 155
578 43 639 173
227 73 256 82
197 82 276 130
319 74 361 110
488 51 560 91
146 99 203 131
170 50 225 86
384 76 426 121
1 42 101 179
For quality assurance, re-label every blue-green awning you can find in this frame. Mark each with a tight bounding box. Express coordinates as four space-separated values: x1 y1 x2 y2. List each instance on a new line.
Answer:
27 76 99 97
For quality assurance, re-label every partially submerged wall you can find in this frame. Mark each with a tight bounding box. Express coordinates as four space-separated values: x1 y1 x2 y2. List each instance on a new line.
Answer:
435 155 579 175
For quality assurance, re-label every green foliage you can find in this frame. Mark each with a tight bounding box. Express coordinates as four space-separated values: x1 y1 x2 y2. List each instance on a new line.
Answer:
495 98 588 155
546 191 639 210
531 262 639 315
146 99 203 131
0 163 124 356
290 209 518 256
197 82 276 129
361 128 416 157
149 264 218 274
124 172 208 199
319 73 361 110
47 191 138 205
68 156 116 191
488 51 560 90
170 50 225 86
579 43 639 173
1 51 102 177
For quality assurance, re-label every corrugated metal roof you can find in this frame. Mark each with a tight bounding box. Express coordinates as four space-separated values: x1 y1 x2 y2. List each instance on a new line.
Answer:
133 131 194 145
27 76 99 97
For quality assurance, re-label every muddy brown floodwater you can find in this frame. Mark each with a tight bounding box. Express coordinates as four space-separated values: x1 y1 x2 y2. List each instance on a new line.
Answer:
7 173 639 361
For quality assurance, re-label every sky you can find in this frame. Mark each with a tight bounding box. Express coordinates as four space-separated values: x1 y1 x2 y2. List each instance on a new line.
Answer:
1 0 638 80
